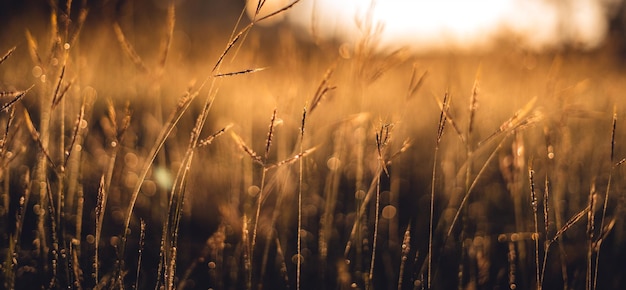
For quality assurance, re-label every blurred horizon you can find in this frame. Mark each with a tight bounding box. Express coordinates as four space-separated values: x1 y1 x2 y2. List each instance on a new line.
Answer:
252 0 626 53
3 0 626 55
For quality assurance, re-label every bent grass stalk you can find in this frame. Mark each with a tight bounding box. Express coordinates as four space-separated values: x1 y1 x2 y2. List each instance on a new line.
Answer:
367 123 393 289
529 165 541 289
427 91 449 289
593 106 618 290
297 106 306 290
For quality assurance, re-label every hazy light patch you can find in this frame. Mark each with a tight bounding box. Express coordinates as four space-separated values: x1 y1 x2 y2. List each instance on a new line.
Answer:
250 0 621 52
245 0 290 25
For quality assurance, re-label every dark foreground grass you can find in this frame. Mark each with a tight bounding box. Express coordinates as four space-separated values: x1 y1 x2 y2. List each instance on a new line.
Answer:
1 1 626 289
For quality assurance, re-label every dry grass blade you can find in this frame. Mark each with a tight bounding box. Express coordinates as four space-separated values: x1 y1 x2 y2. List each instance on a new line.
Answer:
254 0 267 17
479 96 537 147
594 217 616 251
367 48 407 83
300 106 307 138
214 67 267 77
212 23 254 73
45 178 59 289
437 92 449 142
64 101 86 166
297 106 306 290
94 175 106 284
25 30 42 66
433 92 466 145
610 106 617 163
112 21 149 74
105 98 118 133
376 123 393 177
266 147 317 169
587 180 596 290
22 107 56 169
310 63 337 114
53 77 76 109
468 66 480 137
255 0 301 23
593 106 618 290
344 167 383 258
0 46 16 65
158 1 176 72
0 106 16 154
387 138 412 163
188 86 218 147
68 7 89 46
275 237 290 287
230 131 264 166
198 124 233 147
368 154 383 290
549 205 590 244
446 133 509 239
51 64 66 108
544 176 550 237
164 148 195 290
135 219 146 290
397 222 411 290
265 108 278 161
48 1 59 44
529 166 541 289
406 65 427 101
0 85 34 112
426 91 451 289
121 89 197 251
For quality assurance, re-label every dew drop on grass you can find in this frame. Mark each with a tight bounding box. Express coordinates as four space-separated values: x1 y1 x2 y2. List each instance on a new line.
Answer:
327 157 341 171
109 236 120 246
154 166 173 190
382 205 396 219
355 190 366 200
339 43 351 59
86 235 95 244
124 152 138 169
33 204 42 216
63 43 70 50
79 119 88 129
291 254 303 265
124 172 138 188
141 180 157 197
531 233 539 241
247 185 260 197
31 66 42 78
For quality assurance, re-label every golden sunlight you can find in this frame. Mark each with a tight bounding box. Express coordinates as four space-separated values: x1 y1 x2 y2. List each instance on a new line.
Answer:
252 0 622 52
3 1 626 289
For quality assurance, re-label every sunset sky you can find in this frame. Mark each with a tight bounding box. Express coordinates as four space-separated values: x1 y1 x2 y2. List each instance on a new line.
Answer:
249 0 623 52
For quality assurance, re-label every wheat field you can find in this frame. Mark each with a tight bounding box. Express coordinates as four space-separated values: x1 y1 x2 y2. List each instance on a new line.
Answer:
1 1 626 289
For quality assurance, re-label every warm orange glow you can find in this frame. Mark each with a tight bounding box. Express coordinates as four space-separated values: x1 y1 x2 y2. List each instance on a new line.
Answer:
259 0 620 52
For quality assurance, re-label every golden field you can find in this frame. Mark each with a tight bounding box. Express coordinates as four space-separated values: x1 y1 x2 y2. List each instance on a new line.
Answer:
1 1 626 289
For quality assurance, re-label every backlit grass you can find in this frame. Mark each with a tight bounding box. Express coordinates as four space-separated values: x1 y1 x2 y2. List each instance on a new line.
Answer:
1 1 626 289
